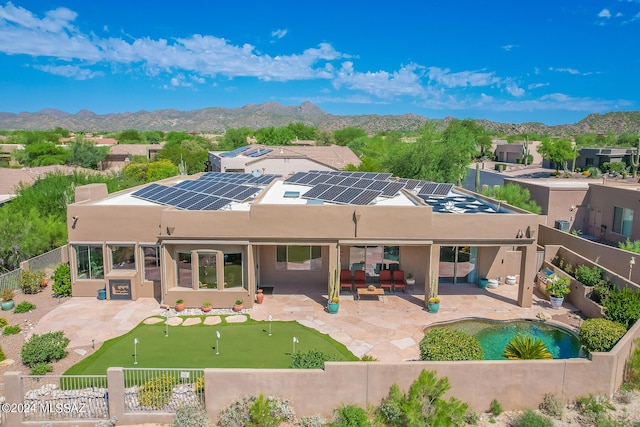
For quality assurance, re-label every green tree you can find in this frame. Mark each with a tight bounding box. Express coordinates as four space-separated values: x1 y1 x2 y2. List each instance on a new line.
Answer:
315 130 335 146
334 127 367 146
218 127 252 150
68 140 109 169
155 137 213 174
482 183 542 214
141 131 164 144
285 122 317 140
116 129 143 143
147 159 180 182
537 138 575 172
14 142 70 166
255 126 295 145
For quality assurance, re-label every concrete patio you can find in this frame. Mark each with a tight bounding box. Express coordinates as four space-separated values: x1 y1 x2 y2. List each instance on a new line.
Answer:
32 282 582 362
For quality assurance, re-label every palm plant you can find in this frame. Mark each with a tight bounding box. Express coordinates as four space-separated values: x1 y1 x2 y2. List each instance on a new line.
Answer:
503 334 553 360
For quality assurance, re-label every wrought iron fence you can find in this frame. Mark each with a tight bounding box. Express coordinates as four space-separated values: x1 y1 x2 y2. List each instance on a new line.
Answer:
20 374 109 422
122 368 204 413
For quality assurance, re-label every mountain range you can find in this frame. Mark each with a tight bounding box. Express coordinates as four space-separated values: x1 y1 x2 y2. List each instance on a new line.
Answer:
1 102 640 136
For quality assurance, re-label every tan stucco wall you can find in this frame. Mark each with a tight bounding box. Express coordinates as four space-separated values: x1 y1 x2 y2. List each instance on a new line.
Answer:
588 183 640 243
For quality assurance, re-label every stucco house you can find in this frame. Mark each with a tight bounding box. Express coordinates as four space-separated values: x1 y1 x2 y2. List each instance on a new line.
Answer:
67 170 541 310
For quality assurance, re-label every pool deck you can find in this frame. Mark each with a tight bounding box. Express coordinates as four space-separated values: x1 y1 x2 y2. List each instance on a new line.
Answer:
31 282 582 362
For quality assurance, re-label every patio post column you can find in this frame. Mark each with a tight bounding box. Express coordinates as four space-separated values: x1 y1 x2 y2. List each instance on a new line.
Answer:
328 243 339 298
517 243 536 307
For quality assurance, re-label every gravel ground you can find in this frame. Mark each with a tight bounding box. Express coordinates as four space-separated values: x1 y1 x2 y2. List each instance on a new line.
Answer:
1 287 640 426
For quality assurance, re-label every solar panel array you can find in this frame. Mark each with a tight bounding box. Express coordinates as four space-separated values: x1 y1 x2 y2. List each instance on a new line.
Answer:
284 171 454 205
219 146 251 158
130 172 281 210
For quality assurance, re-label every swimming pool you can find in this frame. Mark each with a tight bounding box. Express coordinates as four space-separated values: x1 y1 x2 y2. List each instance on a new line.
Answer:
424 318 584 360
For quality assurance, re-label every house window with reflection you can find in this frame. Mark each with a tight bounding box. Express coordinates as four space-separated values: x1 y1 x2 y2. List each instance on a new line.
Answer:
613 207 634 238
276 246 321 271
75 245 104 280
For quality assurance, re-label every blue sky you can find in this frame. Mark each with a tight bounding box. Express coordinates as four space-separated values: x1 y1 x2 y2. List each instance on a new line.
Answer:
0 1 638 125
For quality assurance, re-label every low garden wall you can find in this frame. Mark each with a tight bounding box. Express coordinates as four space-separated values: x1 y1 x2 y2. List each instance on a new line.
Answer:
4 320 640 425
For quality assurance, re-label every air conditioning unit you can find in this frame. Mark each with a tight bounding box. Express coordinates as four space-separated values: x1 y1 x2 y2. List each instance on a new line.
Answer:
554 220 570 232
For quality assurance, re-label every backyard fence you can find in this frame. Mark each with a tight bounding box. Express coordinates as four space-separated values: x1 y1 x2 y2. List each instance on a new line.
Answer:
19 374 109 422
0 245 67 291
122 368 204 413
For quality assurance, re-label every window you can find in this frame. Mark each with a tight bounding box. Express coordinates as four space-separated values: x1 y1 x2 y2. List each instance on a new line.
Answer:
111 245 135 270
349 246 399 277
177 252 192 288
142 246 160 281
613 207 634 238
198 252 217 289
223 252 243 288
276 245 322 271
75 245 104 280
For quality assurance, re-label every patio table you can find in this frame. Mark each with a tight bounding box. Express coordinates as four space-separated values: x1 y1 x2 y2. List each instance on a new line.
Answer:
357 287 385 302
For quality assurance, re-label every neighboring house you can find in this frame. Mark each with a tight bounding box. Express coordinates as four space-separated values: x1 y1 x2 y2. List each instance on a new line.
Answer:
60 136 119 145
573 147 636 170
505 177 640 245
67 171 540 310
102 143 165 170
208 145 361 175
0 165 98 205
493 140 543 165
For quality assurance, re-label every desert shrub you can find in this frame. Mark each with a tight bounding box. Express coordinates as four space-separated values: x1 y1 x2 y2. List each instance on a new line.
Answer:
619 239 640 254
290 349 335 369
217 394 296 427
0 344 5 361
138 374 176 409
331 404 370 427
173 401 212 427
14 301 36 313
603 287 640 329
21 331 69 367
420 328 484 361
249 393 288 427
19 270 44 294
623 339 640 390
489 399 503 416
576 394 614 421
52 263 72 297
587 167 602 178
591 281 614 304
195 375 205 396
297 414 326 427
30 362 53 375
360 354 378 361
376 370 468 427
0 318 7 328
539 393 564 418
463 411 480 425
579 318 627 353
3 325 21 335
510 409 553 427
575 264 603 287
614 388 634 404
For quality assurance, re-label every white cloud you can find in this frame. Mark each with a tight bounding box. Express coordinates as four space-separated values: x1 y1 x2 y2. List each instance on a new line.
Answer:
333 62 426 98
427 67 501 88
271 28 287 39
549 67 580 75
598 8 612 18
528 82 549 89
501 44 517 51
506 83 525 97
33 64 102 80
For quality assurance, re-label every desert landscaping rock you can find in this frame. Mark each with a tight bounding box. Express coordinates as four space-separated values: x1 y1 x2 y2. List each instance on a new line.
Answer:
181 317 202 326
166 317 183 326
225 314 248 323
143 317 164 325
203 316 221 325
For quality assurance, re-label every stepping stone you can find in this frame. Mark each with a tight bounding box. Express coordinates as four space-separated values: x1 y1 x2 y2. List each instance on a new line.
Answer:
0 359 15 367
226 314 247 323
74 349 87 356
203 316 221 325
143 317 165 325
182 318 202 326
167 317 183 326
390 337 415 350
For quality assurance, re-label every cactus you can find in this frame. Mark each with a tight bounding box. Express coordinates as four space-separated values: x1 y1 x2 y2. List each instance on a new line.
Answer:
631 138 640 178
475 162 481 193
522 138 531 166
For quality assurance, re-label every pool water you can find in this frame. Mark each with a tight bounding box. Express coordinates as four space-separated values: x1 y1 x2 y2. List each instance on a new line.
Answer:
426 319 583 360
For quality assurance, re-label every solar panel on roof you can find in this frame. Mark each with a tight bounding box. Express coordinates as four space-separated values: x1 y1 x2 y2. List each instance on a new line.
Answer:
132 183 161 198
175 193 205 209
307 174 333 185
220 146 252 157
381 182 405 197
361 172 378 179
235 187 261 200
374 173 393 180
213 183 239 197
325 175 346 185
404 179 420 190
244 148 273 157
203 198 233 210
156 189 184 203
418 183 439 196
285 172 308 183
301 183 332 199
352 179 374 189
185 196 219 210
253 174 280 185
297 173 321 185
164 191 195 205
351 189 381 205
317 185 348 200
331 187 363 204
367 180 389 191
338 177 359 186
433 183 454 196
143 185 175 202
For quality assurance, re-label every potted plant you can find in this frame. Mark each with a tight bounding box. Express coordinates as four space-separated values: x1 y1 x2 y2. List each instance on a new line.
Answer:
256 288 264 304
327 296 339 314
175 299 185 312
406 273 416 286
233 299 243 312
1 288 14 311
546 275 570 309
427 272 440 313
201 300 212 313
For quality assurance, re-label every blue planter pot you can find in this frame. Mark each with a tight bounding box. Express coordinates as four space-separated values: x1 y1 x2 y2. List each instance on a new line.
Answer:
327 302 339 314
479 278 489 289
428 302 440 313
1 300 14 311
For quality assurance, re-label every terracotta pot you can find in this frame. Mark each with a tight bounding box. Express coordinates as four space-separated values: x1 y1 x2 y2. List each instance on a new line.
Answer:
175 302 185 312
202 305 212 312
233 303 243 312
256 289 264 304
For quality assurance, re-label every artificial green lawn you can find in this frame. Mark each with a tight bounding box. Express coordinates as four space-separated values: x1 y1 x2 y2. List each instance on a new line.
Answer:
65 316 358 375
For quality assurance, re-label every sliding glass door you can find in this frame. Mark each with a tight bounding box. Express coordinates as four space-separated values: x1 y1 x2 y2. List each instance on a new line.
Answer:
439 246 477 284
